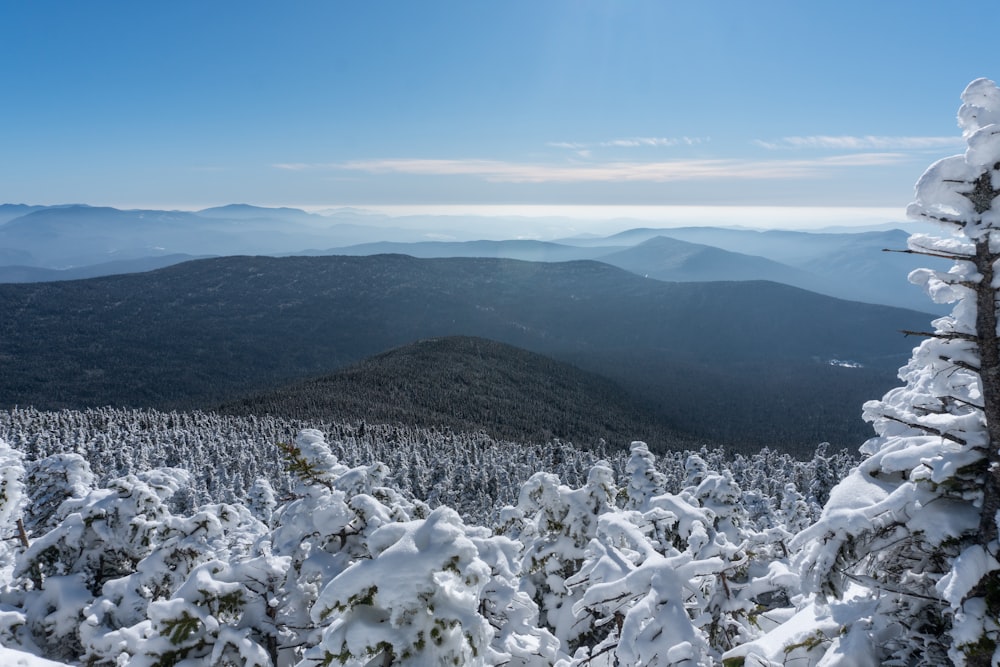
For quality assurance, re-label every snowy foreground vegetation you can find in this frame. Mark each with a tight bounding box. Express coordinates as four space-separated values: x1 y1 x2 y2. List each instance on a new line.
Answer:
6 77 1000 665
0 409 850 666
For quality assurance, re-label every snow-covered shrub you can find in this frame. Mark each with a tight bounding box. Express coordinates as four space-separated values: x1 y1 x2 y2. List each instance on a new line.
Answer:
0 438 27 577
309 507 505 666
517 463 617 651
80 503 272 666
13 471 186 661
22 453 95 536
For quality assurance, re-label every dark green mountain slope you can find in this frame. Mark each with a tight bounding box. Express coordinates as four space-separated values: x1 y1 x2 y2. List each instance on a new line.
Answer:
218 336 693 451
0 254 934 450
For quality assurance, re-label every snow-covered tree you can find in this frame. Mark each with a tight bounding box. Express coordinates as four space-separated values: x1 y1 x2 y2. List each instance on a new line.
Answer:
118 555 285 667
309 507 507 666
0 437 29 650
80 503 273 666
0 438 27 571
12 470 188 661
23 453 94 535
467 529 562 666
246 478 277 527
760 78 1000 666
564 450 794 665
517 463 617 651
267 429 422 665
623 441 667 512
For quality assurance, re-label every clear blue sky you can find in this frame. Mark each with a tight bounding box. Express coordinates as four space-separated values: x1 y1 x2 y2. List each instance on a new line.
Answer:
1 1 995 216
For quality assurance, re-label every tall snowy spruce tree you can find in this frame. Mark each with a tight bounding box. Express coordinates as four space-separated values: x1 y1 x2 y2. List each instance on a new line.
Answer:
745 78 1000 666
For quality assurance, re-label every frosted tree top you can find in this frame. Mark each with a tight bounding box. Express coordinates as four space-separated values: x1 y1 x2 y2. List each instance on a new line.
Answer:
909 78 1000 238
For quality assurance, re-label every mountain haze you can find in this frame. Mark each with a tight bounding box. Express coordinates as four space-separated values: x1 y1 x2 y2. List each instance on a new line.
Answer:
0 204 437 268
595 235 823 286
0 254 207 283
0 203 946 312
599 226 945 312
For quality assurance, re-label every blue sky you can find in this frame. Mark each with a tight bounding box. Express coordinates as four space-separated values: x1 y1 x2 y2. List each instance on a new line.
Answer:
1 1 996 222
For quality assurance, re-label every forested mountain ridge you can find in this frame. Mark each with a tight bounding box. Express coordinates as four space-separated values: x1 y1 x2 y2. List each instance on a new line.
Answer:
0 253 933 450
217 335 696 451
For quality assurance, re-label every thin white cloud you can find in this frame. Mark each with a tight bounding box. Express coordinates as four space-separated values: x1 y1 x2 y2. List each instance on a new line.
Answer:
273 163 314 171
754 135 963 150
818 152 911 166
549 137 707 150
600 137 705 148
546 141 588 150
311 153 910 184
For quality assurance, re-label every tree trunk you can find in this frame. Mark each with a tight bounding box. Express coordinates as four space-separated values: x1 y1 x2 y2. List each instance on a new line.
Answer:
975 236 1000 552
969 235 1000 666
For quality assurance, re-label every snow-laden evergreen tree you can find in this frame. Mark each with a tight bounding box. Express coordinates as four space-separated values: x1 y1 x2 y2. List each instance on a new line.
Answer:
23 453 95 535
309 507 522 666
466 528 563 666
517 463 617 652
279 429 560 667
117 554 285 667
564 453 798 666
0 438 27 571
79 503 274 666
0 438 29 649
567 529 717 665
739 78 1000 667
11 469 190 661
804 442 837 511
247 477 278 527
623 441 668 512
268 429 424 665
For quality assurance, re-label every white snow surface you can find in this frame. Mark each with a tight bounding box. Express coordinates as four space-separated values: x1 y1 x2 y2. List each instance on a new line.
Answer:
0 645 72 667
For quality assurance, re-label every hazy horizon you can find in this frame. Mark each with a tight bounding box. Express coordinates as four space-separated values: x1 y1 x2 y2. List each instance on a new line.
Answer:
5 202 911 236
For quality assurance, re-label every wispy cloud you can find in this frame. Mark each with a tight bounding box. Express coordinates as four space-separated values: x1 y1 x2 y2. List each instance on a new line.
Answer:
285 153 911 184
754 135 963 150
546 142 588 150
547 137 707 150
600 137 705 148
273 163 315 171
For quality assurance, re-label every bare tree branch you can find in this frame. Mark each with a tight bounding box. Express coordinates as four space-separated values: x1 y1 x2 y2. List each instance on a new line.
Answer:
902 330 979 342
879 414 968 445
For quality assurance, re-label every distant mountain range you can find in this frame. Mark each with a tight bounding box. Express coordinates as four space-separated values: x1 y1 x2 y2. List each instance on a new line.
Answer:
0 254 206 283
0 254 934 451
0 203 946 312
0 204 437 268
316 228 942 313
